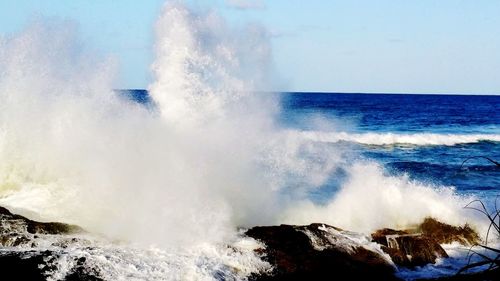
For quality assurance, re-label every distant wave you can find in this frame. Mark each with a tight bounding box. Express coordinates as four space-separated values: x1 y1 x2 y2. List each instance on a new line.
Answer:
298 131 500 146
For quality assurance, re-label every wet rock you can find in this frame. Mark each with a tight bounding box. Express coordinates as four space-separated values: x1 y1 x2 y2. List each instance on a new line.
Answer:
64 256 103 281
417 218 479 246
0 206 100 280
371 230 448 266
371 218 480 267
0 206 83 248
246 223 400 281
0 250 56 281
0 251 103 281
0 206 83 235
371 228 408 245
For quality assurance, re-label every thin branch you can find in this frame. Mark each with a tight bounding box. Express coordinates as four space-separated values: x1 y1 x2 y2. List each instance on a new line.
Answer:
458 260 494 274
460 156 500 169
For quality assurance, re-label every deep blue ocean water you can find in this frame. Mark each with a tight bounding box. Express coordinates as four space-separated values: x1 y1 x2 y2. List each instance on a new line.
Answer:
281 93 499 133
123 90 499 202
280 93 500 201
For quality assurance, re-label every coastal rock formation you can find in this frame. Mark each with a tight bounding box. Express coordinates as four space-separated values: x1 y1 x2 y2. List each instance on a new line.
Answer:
0 206 84 248
0 206 486 280
246 219 481 280
371 218 479 267
0 206 82 236
416 217 479 246
0 206 100 281
0 251 102 281
246 223 400 281
371 228 448 266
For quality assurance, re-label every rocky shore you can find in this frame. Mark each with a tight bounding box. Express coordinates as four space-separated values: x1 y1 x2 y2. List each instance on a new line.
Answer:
0 206 100 280
0 206 497 280
245 219 483 281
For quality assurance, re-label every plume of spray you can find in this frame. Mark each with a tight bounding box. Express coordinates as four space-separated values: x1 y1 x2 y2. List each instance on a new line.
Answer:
0 0 487 252
281 162 485 233
0 2 343 247
149 1 274 125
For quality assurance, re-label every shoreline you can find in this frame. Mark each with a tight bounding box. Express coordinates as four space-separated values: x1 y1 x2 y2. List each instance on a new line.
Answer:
1 205 496 281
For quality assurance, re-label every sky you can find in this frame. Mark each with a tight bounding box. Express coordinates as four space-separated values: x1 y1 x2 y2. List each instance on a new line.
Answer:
1 0 499 94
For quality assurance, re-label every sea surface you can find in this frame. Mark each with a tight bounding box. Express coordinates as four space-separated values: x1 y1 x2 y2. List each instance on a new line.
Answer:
126 90 500 204
121 90 500 208
279 92 500 204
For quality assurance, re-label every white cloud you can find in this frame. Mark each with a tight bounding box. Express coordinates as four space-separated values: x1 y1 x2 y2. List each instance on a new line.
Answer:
225 0 265 10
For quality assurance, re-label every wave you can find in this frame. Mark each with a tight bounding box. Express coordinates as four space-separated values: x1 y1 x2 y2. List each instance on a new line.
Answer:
281 162 488 235
298 131 500 146
0 2 343 248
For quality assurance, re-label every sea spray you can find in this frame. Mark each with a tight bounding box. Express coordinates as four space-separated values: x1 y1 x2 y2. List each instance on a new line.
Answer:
149 1 275 125
0 0 490 258
0 2 343 248
282 162 487 234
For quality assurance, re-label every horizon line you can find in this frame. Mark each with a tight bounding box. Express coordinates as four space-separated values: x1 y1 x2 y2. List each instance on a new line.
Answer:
115 89 500 96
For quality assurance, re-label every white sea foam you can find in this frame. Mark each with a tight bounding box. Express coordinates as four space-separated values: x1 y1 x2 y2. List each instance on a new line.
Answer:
298 130 500 146
281 162 488 235
0 231 271 281
301 224 394 266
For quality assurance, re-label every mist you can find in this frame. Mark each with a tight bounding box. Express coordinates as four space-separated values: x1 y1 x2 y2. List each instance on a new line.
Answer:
0 2 484 250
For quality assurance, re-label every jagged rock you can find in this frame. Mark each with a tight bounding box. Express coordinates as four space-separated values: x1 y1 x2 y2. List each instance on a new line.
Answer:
371 218 480 267
0 206 83 235
371 229 448 266
0 206 84 248
0 251 103 281
246 223 400 281
372 229 408 245
0 206 100 280
417 218 479 246
0 206 486 280
65 256 103 281
0 250 56 281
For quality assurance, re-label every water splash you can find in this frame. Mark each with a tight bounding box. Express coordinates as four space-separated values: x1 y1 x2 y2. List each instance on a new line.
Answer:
0 3 342 248
298 130 500 146
0 1 487 253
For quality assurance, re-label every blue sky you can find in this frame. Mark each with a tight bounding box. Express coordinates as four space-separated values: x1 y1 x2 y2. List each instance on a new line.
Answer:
1 0 499 94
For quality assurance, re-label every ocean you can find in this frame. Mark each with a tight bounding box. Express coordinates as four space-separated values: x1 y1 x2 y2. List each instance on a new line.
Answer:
280 93 500 201
125 90 500 205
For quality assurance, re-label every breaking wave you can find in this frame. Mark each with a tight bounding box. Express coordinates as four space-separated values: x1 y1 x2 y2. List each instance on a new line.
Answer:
298 131 500 146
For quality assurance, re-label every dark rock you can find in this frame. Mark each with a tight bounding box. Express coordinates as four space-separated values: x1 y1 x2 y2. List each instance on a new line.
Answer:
0 206 83 248
64 256 103 281
0 206 83 235
371 218 480 268
246 223 400 281
0 251 103 281
0 250 56 281
0 206 101 280
372 228 408 246
379 233 447 266
417 218 480 246
372 229 448 266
